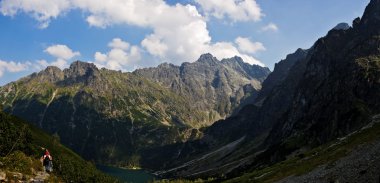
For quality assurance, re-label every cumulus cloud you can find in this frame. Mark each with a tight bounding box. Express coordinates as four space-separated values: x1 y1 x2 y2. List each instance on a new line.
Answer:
235 37 266 54
0 60 30 77
94 38 141 71
261 23 279 32
0 44 81 78
208 42 264 66
141 35 169 58
0 0 71 29
36 59 68 70
108 38 130 50
0 0 267 67
44 44 80 60
195 0 263 22
43 44 80 69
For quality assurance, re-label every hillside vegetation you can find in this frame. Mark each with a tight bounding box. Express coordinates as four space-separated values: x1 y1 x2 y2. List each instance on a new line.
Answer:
0 110 117 182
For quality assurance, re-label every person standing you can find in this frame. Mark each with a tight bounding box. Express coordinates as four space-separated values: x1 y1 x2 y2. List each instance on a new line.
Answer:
41 149 53 173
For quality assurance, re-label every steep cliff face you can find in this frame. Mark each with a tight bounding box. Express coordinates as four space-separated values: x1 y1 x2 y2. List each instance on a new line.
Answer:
255 48 308 105
134 54 270 125
264 0 380 159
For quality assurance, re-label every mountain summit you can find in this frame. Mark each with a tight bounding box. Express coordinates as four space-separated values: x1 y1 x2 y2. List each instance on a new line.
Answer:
65 61 98 78
332 23 350 30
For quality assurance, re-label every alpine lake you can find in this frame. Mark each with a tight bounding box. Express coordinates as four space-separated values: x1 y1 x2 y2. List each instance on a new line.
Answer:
97 165 157 183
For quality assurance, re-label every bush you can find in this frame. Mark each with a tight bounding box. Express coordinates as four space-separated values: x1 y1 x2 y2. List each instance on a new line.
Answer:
0 151 35 175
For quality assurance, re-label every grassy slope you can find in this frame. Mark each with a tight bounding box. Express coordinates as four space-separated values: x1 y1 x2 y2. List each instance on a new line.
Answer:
225 118 380 183
0 110 117 182
152 116 380 183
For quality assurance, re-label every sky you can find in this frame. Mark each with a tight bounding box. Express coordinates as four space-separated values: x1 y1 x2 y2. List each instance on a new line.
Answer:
0 0 371 86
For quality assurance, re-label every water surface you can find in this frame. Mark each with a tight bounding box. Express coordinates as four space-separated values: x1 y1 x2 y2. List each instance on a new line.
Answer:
97 165 156 183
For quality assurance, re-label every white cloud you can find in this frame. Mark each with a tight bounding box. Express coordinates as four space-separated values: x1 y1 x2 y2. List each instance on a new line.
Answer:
0 0 266 68
44 44 80 60
94 52 107 63
141 35 168 58
94 38 141 71
208 42 264 66
195 0 263 22
108 38 130 50
235 37 266 54
42 44 80 69
261 23 279 32
36 59 68 70
0 0 71 29
0 60 30 77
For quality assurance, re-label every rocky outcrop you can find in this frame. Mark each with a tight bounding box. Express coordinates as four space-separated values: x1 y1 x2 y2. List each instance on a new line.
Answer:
332 23 350 30
0 171 50 183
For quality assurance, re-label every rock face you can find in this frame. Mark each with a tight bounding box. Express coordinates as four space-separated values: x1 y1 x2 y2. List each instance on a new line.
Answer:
0 56 270 166
255 48 308 105
332 23 350 30
135 54 270 125
150 0 380 180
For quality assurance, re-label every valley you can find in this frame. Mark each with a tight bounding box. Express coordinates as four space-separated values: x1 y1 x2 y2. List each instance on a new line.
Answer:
1 0 380 182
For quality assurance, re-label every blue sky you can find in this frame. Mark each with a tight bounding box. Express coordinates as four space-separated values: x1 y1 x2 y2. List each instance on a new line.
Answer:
0 0 371 85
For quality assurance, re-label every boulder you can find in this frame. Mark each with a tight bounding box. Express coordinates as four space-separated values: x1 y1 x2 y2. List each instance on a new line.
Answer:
0 171 6 181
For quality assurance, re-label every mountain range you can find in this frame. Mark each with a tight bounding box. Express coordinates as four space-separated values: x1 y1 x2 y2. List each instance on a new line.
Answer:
0 54 269 167
145 0 380 181
1 0 380 182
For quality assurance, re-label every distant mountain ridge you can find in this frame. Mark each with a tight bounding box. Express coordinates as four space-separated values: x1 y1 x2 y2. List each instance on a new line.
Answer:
135 53 270 124
0 54 270 166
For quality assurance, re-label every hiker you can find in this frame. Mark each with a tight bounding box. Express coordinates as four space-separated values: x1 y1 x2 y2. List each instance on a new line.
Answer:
41 149 53 173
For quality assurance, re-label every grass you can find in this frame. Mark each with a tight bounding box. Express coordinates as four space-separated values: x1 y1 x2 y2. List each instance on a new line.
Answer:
0 111 118 183
224 120 380 183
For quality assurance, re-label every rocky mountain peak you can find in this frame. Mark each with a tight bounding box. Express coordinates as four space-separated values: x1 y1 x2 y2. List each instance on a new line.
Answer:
32 66 64 83
63 61 99 79
221 56 270 81
332 23 350 31
45 66 62 73
157 62 177 69
289 48 308 60
197 53 219 63
359 0 380 28
221 56 244 65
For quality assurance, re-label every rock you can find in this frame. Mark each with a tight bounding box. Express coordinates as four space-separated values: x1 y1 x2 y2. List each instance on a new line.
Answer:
332 23 350 30
33 171 50 183
8 172 23 180
0 171 6 181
